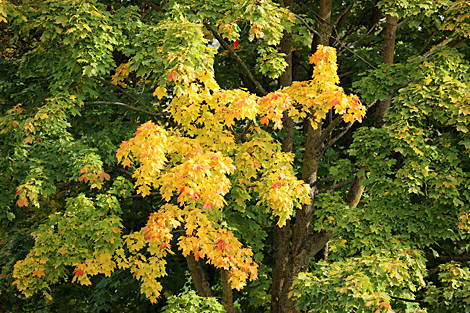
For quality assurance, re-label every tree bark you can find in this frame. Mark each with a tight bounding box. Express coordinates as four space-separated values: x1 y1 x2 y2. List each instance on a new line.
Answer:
272 0 295 311
221 268 235 313
185 255 215 298
271 1 332 312
374 14 397 128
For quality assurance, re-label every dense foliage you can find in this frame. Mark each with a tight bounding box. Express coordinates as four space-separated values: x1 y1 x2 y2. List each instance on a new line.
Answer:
1 0 470 312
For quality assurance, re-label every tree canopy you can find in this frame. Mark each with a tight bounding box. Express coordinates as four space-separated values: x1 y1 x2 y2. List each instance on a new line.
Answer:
0 0 470 312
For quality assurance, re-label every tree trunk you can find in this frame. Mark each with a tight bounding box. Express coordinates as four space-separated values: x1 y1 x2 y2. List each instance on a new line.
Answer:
374 14 398 128
271 1 332 312
347 12 398 215
221 268 235 313
186 255 216 297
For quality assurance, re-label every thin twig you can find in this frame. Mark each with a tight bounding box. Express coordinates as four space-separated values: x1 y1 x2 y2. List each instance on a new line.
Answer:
294 13 377 70
84 101 168 117
139 0 165 12
332 0 356 28
389 295 422 303
421 37 454 59
92 76 141 105
235 120 253 144
337 18 382 55
204 23 267 96
316 178 355 194
313 168 361 186
417 29 439 56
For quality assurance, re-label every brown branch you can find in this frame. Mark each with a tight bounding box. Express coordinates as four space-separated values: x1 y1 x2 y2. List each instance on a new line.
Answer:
294 13 377 70
84 101 168 117
316 178 355 194
320 100 376 153
293 0 320 13
314 168 360 185
204 23 267 96
92 76 141 105
235 120 253 144
332 0 356 29
139 0 165 12
337 17 382 55
389 295 422 303
425 251 470 262
421 37 454 59
417 29 439 56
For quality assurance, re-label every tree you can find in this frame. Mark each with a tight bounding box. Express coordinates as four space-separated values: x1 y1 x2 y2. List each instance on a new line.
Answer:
0 0 469 312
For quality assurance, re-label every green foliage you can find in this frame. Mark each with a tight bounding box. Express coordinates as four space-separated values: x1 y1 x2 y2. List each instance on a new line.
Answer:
162 290 226 313
291 249 427 313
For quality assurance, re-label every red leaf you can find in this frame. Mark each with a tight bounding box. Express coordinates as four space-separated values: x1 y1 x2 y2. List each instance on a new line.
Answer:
216 239 227 252
331 99 340 106
203 202 213 210
233 39 239 50
271 181 282 189
73 269 84 276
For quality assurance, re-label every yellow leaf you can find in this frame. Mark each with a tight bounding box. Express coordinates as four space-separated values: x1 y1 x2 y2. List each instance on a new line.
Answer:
153 86 168 100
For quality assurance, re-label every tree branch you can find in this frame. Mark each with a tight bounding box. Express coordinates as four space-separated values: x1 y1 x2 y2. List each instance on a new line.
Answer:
316 178 355 194
337 17 382 55
203 22 267 96
313 168 360 186
294 13 377 70
139 0 165 12
425 251 470 262
235 120 253 144
92 76 141 105
84 101 168 117
421 37 454 59
389 295 422 303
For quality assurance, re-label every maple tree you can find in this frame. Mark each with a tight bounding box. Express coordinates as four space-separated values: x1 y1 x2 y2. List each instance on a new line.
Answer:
1 0 470 312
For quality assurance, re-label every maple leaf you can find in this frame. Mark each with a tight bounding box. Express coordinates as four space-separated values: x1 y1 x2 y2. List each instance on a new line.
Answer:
32 268 45 277
159 243 171 251
203 202 213 210
73 269 84 276
153 86 168 100
271 181 282 189
167 71 177 82
97 171 110 182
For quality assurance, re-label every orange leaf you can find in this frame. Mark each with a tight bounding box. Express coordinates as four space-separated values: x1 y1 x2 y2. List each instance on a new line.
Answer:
80 166 87 174
32 268 45 277
98 171 110 182
167 71 177 83
203 202 213 210
271 181 282 189
73 269 84 276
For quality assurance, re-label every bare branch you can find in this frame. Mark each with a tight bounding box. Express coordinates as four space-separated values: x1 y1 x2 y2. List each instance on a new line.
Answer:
92 76 141 105
204 23 267 96
338 18 382 55
139 0 165 12
313 168 361 186
421 37 454 59
389 295 422 303
235 120 253 144
84 101 168 117
316 178 355 194
294 13 377 70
